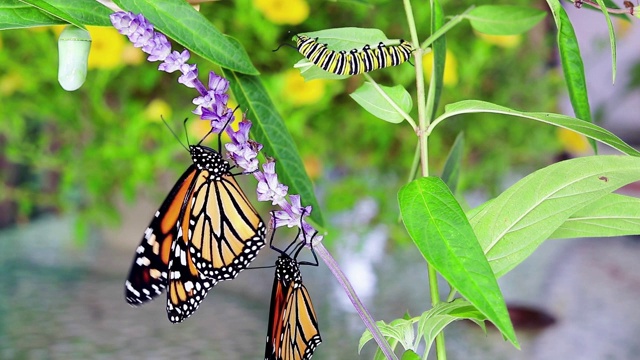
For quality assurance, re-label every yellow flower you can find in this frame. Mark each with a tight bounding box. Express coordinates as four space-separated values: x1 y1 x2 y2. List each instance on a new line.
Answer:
0 72 23 96
254 0 309 25
144 98 172 122
475 31 521 48
303 155 323 180
86 26 126 69
557 128 590 155
422 48 458 87
283 69 326 106
122 44 145 65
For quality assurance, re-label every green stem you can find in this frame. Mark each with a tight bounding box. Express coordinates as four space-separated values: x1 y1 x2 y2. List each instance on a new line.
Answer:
420 6 474 50
405 0 447 359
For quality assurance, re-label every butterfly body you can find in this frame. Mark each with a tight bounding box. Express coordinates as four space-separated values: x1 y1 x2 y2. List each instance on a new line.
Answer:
265 254 322 360
125 142 266 323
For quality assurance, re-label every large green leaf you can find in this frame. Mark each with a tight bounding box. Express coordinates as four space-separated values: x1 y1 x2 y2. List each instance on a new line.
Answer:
469 156 640 277
398 177 517 347
546 0 595 151
550 193 640 239
1 0 110 28
467 5 546 35
112 0 258 75
430 100 640 156
349 82 412 124
19 0 85 29
223 69 323 226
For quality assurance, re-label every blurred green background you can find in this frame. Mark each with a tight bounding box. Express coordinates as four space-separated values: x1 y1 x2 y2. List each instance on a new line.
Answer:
4 0 629 359
0 0 571 238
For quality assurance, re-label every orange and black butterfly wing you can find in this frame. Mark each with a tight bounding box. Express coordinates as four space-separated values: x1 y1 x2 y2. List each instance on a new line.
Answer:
124 165 199 305
166 230 217 323
266 257 322 360
265 269 288 360
187 173 266 281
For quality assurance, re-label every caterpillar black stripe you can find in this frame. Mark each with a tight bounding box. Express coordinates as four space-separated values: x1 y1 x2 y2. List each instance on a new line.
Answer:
296 34 414 75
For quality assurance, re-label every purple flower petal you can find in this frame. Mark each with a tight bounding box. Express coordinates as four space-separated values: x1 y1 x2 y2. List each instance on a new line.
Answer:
159 50 190 73
144 33 172 61
208 72 229 94
255 160 288 206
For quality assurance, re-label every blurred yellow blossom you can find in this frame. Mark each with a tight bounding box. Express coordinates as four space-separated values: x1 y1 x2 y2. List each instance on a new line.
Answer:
254 0 309 25
422 48 458 87
557 128 590 155
303 155 323 180
475 31 522 48
86 26 126 69
0 72 23 96
122 44 145 65
283 69 326 106
144 98 172 122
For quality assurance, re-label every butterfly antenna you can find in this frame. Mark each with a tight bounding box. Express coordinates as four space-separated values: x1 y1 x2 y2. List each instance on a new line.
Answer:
161 116 189 151
214 107 239 151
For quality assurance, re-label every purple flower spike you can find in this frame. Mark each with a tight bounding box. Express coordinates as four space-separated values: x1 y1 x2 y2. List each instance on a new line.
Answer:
254 160 289 206
201 106 233 133
273 194 312 229
225 119 262 172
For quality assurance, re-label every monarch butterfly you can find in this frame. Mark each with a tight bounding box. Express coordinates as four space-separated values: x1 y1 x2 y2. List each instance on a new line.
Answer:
124 125 266 323
295 34 414 75
265 225 322 360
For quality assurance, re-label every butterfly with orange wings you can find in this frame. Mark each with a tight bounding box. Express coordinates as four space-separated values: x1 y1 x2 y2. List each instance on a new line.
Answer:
265 222 322 360
124 124 266 323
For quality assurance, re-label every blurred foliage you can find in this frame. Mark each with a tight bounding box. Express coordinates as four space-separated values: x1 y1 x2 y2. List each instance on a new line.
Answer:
0 0 565 244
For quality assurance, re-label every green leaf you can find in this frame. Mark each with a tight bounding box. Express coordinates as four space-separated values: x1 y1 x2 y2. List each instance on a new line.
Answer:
296 60 350 81
222 68 324 227
47 0 111 26
358 319 413 354
300 27 393 51
431 100 640 157
1 0 59 28
400 350 420 360
349 82 412 123
20 0 85 29
593 0 617 83
0 0 111 29
469 156 640 277
417 299 487 357
427 1 446 120
550 193 640 239
547 0 596 152
440 132 464 194
467 5 546 35
112 0 258 75
398 177 517 347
